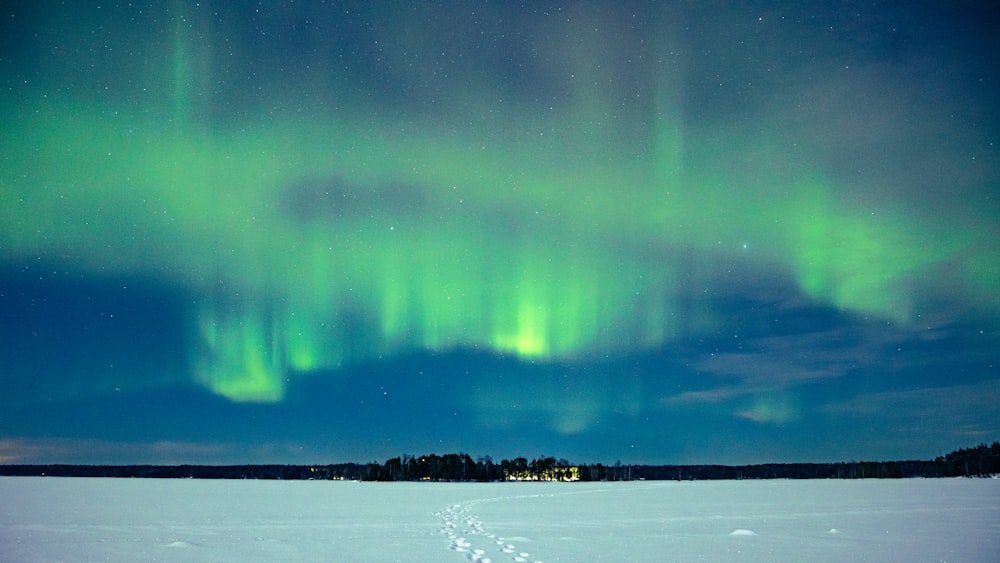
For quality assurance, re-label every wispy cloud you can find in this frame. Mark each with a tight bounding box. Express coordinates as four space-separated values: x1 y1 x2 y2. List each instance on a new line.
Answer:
823 379 1000 421
657 291 995 428
662 317 873 406
0 438 270 465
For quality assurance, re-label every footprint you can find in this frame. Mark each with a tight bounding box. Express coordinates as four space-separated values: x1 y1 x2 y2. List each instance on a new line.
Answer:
451 537 473 553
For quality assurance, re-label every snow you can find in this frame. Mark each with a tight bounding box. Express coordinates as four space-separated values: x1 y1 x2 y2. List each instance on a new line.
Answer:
2 477 998 562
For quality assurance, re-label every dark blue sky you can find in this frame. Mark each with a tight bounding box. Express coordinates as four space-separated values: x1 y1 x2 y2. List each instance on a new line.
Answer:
1 1 998 465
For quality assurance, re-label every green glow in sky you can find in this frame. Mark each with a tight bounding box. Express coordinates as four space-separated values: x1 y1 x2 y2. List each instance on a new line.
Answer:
1 4 995 405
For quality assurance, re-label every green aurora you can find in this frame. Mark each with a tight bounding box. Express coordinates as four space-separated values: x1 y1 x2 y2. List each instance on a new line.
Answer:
2 3 997 407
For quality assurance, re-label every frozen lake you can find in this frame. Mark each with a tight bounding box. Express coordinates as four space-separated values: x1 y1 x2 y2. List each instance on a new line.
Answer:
2 477 998 562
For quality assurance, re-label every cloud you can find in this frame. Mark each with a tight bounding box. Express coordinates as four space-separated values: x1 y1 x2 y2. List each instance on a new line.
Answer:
823 379 1000 422
734 393 800 424
0 436 360 466
657 288 998 429
661 296 884 404
816 379 1000 457
0 438 233 465
661 387 747 406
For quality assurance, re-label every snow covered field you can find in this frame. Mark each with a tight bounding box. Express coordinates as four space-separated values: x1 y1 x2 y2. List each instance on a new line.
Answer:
2 477 997 562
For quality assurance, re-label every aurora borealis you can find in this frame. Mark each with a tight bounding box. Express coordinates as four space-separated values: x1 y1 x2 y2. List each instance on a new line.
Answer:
2 1 998 465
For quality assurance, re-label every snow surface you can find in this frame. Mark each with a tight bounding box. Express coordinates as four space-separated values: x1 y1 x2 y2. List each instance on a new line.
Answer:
2 477 998 562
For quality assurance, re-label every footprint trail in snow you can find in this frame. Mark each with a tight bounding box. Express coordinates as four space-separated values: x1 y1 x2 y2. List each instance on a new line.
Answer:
436 498 542 563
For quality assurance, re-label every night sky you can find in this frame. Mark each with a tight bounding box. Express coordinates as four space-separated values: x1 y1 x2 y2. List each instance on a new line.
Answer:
2 1 998 466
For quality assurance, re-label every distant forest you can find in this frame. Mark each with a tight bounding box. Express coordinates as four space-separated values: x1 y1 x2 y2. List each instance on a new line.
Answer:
2 442 998 481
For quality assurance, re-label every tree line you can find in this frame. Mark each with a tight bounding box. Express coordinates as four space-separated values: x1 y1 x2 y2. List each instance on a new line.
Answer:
359 454 580 482
2 442 998 481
